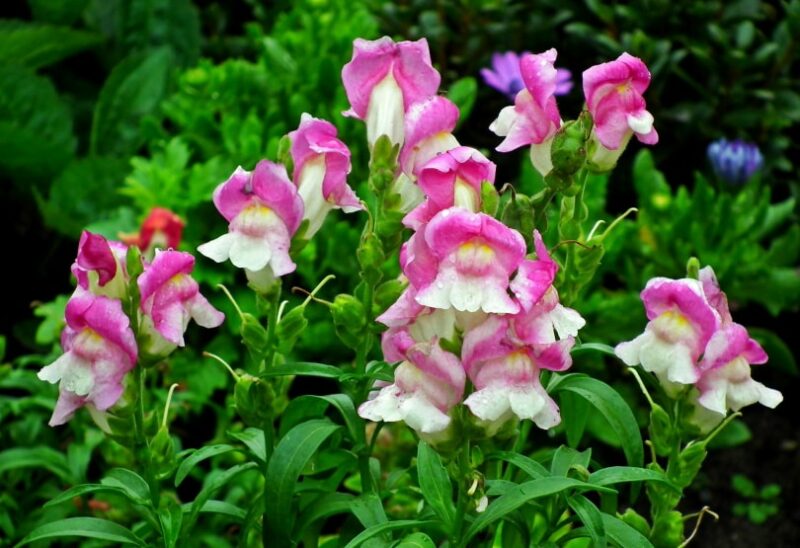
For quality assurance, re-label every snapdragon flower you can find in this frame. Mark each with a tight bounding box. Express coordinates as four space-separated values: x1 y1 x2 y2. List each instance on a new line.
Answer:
481 51 573 101
289 114 363 239
342 37 441 148
398 96 461 177
38 291 138 426
490 49 563 176
138 249 225 355
71 231 128 300
198 161 304 285
583 53 658 170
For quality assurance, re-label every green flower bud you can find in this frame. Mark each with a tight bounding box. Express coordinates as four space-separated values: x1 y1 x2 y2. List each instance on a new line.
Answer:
480 181 500 217
550 119 587 178
241 313 270 355
620 508 651 538
649 404 675 457
275 305 308 354
374 279 405 314
234 373 273 427
150 426 176 478
331 294 366 349
357 233 385 273
277 134 293 175
650 510 684 548
669 442 707 489
501 195 534 244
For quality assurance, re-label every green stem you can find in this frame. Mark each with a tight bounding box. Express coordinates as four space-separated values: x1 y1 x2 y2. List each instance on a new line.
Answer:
260 284 281 548
133 366 159 508
451 437 472 548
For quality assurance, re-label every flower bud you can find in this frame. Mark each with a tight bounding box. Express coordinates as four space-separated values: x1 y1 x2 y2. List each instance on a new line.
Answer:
234 373 273 427
331 294 367 349
275 306 308 354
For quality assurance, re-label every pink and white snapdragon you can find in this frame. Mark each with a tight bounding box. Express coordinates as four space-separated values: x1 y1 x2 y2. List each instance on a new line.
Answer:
358 340 465 435
38 291 138 426
616 266 782 430
413 208 527 314
198 160 304 287
398 96 460 177
403 147 495 230
289 114 363 238
71 231 129 299
342 37 441 148
490 49 563 176
582 53 658 170
138 249 225 355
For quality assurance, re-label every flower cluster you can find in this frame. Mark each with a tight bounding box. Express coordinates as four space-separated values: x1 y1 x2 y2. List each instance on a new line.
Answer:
490 49 658 174
707 138 764 185
38 229 224 426
615 266 782 431
345 37 585 441
198 114 362 291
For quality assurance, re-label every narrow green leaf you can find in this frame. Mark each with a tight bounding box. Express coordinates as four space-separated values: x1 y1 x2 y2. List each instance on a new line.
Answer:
568 495 606 548
295 492 356 532
464 477 616 542
549 374 644 469
550 446 591 477
561 391 590 447
571 342 618 356
417 442 455 528
264 419 341 546
16 517 146 547
158 500 183 548
602 514 654 548
351 493 388 529
343 520 436 548
296 393 365 446
183 462 258 534
175 444 236 487
485 451 549 479
101 468 151 505
396 532 437 547
90 47 173 156
0 446 73 483
588 467 677 489
260 362 343 379
44 483 131 508
229 428 267 465
181 499 247 521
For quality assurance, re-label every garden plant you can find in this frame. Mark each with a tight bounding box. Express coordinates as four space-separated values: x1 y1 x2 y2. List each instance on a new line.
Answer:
1 1 798 547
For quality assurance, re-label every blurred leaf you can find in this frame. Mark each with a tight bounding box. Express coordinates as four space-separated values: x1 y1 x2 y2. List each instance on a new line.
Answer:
175 444 236 487
446 76 477 126
91 47 174 156
16 517 146 547
0 67 75 182
28 0 90 25
0 20 101 69
33 295 69 347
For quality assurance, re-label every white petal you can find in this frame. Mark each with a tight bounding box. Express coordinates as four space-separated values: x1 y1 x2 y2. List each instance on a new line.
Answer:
550 304 586 339
366 73 405 147
197 232 234 263
229 233 271 271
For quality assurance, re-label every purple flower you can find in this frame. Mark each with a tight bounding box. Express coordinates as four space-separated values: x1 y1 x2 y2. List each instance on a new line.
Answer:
481 51 572 101
707 139 763 185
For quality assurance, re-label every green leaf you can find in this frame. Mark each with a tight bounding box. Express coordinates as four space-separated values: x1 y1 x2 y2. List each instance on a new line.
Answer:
183 462 258 533
44 483 132 508
264 419 341 545
343 520 436 548
417 442 455 528
550 446 591 477
0 446 73 483
181 499 247 521
571 342 618 357
446 77 477 125
568 495 606 548
175 444 237 487
749 328 798 376
485 451 549 479
561 391 590 448
90 47 173 156
0 20 101 69
158 500 183 548
16 517 146 547
28 0 89 25
588 467 676 489
396 532 437 547
101 468 152 505
295 492 356 532
260 362 343 379
229 428 267 465
295 393 365 446
0 67 74 181
602 514 654 548
549 374 644 469
351 493 388 529
32 295 69 346
464 477 616 542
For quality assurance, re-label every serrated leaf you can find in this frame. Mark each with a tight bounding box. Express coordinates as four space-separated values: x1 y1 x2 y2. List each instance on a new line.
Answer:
16 517 146 547
264 419 341 545
90 47 173 156
0 20 101 69
174 444 236 487
0 67 74 181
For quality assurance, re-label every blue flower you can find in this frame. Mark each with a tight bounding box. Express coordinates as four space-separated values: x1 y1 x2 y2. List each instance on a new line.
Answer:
707 139 764 185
